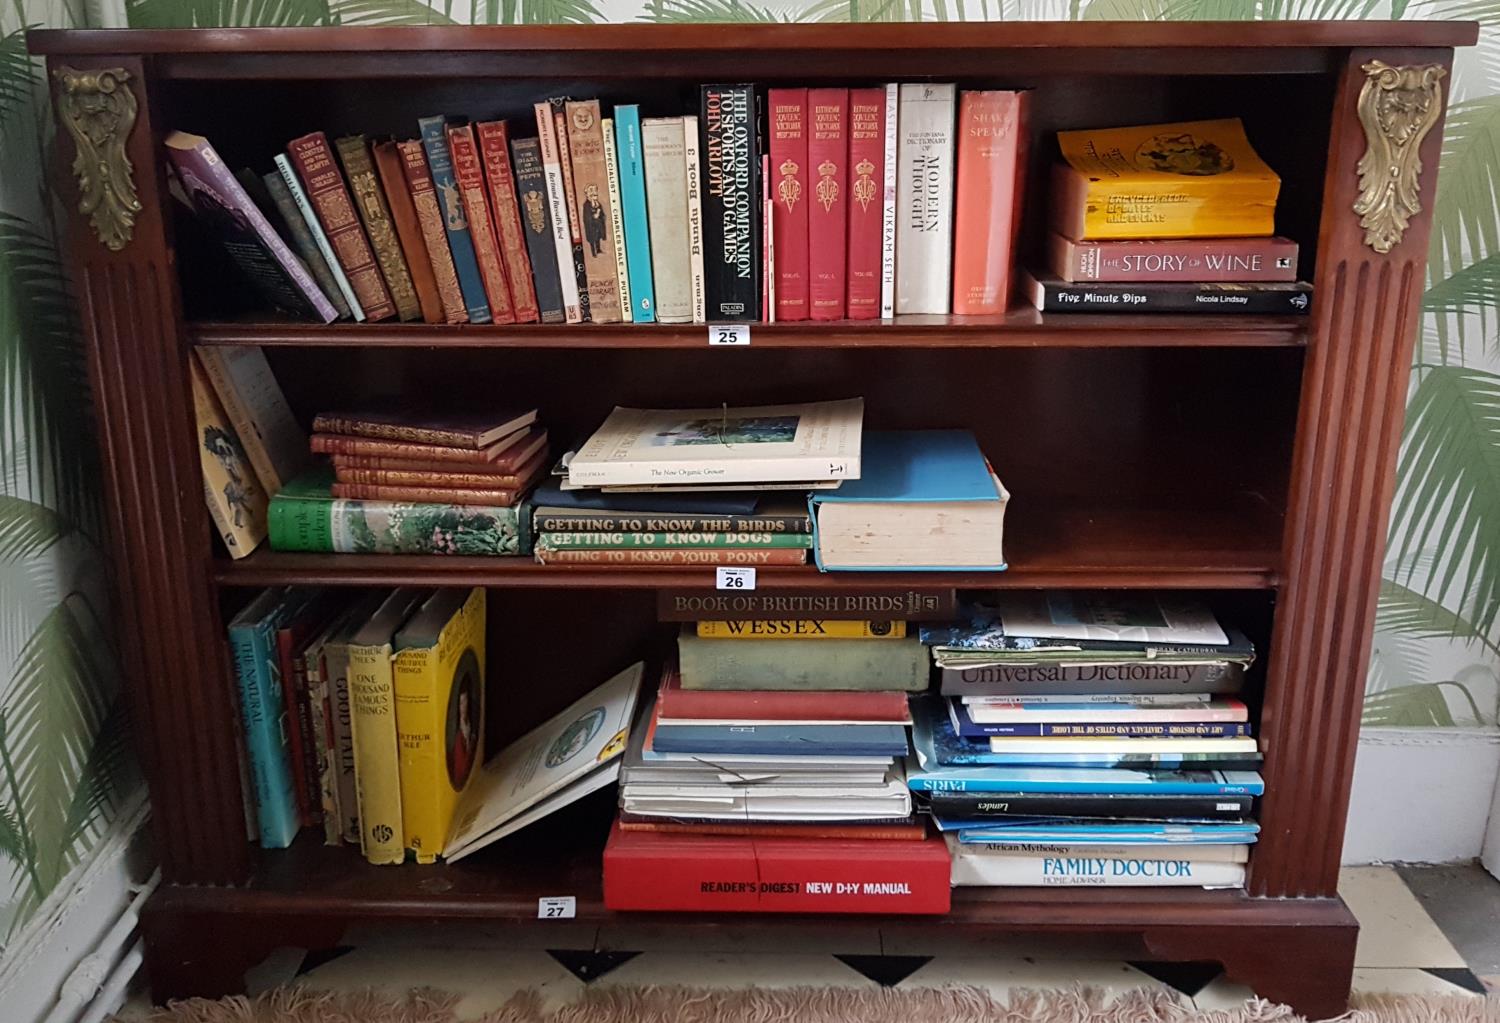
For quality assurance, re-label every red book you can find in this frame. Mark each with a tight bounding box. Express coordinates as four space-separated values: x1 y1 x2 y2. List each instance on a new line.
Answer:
655 664 910 724
768 89 809 322
807 88 848 321
272 596 341 827
475 120 541 323
603 822 951 914
330 427 548 474
446 124 517 324
845 88 885 320
951 90 1030 315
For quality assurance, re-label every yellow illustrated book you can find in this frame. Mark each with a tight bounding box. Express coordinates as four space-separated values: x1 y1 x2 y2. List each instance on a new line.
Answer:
189 353 268 559
1050 118 1280 240
394 587 485 864
695 620 907 639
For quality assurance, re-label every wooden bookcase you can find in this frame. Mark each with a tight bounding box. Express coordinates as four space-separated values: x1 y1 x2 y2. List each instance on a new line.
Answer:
28 22 1478 1017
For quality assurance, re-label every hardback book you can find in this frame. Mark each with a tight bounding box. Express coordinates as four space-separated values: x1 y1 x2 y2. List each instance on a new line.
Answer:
299 616 345 843
564 100 624 322
951 90 1029 315
982 735 1259 755
334 453 547 491
533 104 584 322
267 469 531 555
285 131 395 320
761 152 774 319
227 589 303 848
314 594 386 845
332 462 544 507
810 430 1007 571
940 661 1247 697
567 397 863 488
601 118 633 321
959 841 1250 862
807 88 848 321
195 345 306 495
1024 271 1313 314
272 153 363 320
962 697 1248 724
443 662 644 863
272 591 343 827
475 121 541 323
535 530 811 550
349 588 427 864
532 495 810 534
947 700 1250 739
1050 118 1280 240
695 619 904 639
942 820 1260 845
548 97 593 321
894 84 957 315
945 837 1246 888
311 407 537 449
922 789 1252 820
371 140 446 324
700 84 760 321
622 774 913 821
189 353 268 559
508 137 567 324
333 134 422 321
658 586 954 622
683 114 707 323
612 105 656 323
331 427 546 473
164 131 337 322
642 117 693 323
447 124 517 324
619 818 928 840
678 629 928 691
311 429 535 464
845 87 885 320
650 720 909 758
768 88 809 322
906 762 1264 799
535 547 807 567
392 587 484 863
259 167 351 319
989 592 1230 645
879 82 899 318
1047 233 1300 283
395 139 470 324
655 664 911 723
603 824 951 914
416 116 493 324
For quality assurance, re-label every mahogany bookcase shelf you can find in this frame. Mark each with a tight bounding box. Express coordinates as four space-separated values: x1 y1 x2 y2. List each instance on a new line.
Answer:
30 20 1476 1018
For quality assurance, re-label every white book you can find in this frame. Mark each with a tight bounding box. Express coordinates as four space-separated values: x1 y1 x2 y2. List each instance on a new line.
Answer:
535 101 583 323
683 114 707 324
895 83 956 315
880 82 899 318
965 698 1247 725
274 153 363 321
195 345 306 494
987 736 1258 754
963 693 1213 706
641 117 693 324
568 397 864 487
996 592 1229 645
602 118 633 322
947 837 1247 888
957 841 1250 863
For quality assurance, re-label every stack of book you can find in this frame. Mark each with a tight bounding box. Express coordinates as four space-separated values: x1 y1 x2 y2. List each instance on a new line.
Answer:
1026 118 1311 315
910 592 1263 888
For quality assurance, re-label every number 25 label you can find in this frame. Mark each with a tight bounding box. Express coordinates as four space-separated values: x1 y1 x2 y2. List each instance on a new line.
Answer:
708 324 750 346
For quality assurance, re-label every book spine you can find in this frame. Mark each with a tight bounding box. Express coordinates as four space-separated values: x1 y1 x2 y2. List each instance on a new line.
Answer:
269 495 527 555
508 138 567 324
286 132 395 320
619 820 927 841
958 719 1251 738
348 640 405 865
273 153 363 320
535 530 812 550
395 140 470 324
534 547 806 566
879 82 898 318
336 467 533 489
448 124 517 325
683 114 707 324
961 842 1250 863
846 88 884 320
696 619 906 639
952 91 1028 315
416 116 493 324
261 169 351 319
657 587 956 621
371 141 446 324
641 118 693 324
1048 234 1302 283
229 620 300 848
906 776 1260 797
330 430 543 473
768 88 809 322
949 852 1246 888
333 135 422 321
677 633 928 692
565 452 856 488
601 119 633 321
310 413 489 448
762 153 774 321
311 433 505 462
700 85 759 322
807 88 848 321
894 83 957 315
564 100 623 322
393 643 445 864
534 103 584 323
614 106 657 323
550 98 592 320
924 791 1251 819
475 121 541 323
331 482 524 507
276 633 318 825
304 650 342 845
1024 275 1314 314
533 510 811 533
322 638 361 844
962 693 1217 708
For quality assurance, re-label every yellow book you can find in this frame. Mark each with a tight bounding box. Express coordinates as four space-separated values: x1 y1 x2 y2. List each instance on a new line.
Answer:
695 620 907 639
348 588 428 865
394 587 485 864
1051 118 1279 240
188 353 267 559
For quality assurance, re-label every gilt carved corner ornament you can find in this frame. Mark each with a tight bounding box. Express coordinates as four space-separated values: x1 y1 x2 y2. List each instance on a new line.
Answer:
1353 60 1446 255
51 65 143 252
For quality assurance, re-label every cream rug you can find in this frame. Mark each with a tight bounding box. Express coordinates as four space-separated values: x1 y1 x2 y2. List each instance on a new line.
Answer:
116 985 1499 1023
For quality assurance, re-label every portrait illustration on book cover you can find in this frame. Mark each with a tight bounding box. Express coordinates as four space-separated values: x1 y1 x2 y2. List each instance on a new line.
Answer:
203 425 253 527
446 647 482 789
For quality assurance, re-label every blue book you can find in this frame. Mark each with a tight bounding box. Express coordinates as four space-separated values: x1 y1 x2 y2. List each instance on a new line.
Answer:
947 820 1261 843
530 484 758 514
947 699 1251 740
908 763 1265 797
651 722 909 758
613 105 657 323
810 431 1007 572
417 115 491 324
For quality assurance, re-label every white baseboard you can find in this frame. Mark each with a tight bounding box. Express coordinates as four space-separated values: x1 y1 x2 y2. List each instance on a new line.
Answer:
1343 727 1500 865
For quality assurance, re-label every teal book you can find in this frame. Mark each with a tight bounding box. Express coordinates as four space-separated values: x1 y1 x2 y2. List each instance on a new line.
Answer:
613 105 657 323
417 115 492 324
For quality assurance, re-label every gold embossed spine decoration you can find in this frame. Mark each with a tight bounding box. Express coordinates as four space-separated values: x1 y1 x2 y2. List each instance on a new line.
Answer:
1353 60 1446 254
52 65 142 252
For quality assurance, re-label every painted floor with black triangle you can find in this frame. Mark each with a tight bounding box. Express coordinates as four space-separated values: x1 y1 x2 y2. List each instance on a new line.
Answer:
119 865 1498 1018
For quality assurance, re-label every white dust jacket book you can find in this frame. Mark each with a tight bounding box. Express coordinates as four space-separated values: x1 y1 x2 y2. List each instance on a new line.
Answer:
683 114 707 324
195 344 307 493
995 592 1230 645
642 117 693 323
895 83 956 315
568 397 864 487
880 82 899 318
947 836 1247 887
960 841 1250 863
535 101 583 323
602 118 633 321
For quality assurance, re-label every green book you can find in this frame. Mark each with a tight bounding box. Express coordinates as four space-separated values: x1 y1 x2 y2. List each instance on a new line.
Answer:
269 468 530 555
677 628 929 692
534 531 812 551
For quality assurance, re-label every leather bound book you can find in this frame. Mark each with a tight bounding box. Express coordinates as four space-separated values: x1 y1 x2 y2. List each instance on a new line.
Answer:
563 100 624 322
447 124 517 325
508 138 567 323
846 88 885 320
334 135 422 322
286 131 397 321
550 98 592 321
332 427 547 474
807 88 849 321
416 116 492 324
768 89 809 321
312 430 539 464
371 140 445 324
475 121 541 324
330 481 532 507
952 90 1030 315
395 140 468 324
